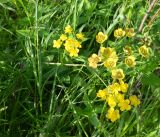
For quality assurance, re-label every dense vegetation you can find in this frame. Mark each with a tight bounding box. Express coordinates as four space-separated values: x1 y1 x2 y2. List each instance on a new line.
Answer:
0 0 160 136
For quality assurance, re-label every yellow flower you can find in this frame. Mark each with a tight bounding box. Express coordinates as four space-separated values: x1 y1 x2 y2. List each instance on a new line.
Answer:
88 54 100 69
53 39 62 48
118 99 131 111
125 28 135 38
64 38 81 57
129 95 140 107
107 95 117 107
119 81 128 93
100 47 118 61
60 34 67 41
96 32 108 44
64 38 81 49
68 48 79 57
104 58 117 69
65 25 73 34
123 46 132 55
125 56 136 67
106 108 120 122
114 28 125 38
76 33 85 41
111 83 121 94
116 93 124 102
138 45 149 57
111 69 125 80
96 89 108 100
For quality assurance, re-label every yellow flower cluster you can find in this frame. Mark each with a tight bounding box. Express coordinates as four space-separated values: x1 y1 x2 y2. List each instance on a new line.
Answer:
114 28 125 38
125 56 136 67
88 54 100 69
96 32 108 44
87 29 146 122
114 28 135 38
101 47 118 69
52 26 150 123
138 45 150 57
125 28 135 38
53 25 85 57
97 78 140 122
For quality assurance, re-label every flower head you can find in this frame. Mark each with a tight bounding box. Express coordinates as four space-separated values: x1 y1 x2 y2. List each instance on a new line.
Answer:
119 81 128 93
114 28 125 38
88 54 100 69
64 38 81 57
65 25 73 34
107 95 117 107
129 95 140 107
138 45 149 57
96 89 108 100
96 32 108 44
68 48 79 57
53 39 62 48
106 108 120 122
100 47 118 61
125 56 136 67
60 34 67 41
111 83 121 94
118 99 131 111
104 58 117 69
125 28 135 38
76 33 85 41
116 93 124 102
111 69 125 80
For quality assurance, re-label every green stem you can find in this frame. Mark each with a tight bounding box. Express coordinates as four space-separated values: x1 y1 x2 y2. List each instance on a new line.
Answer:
35 0 42 113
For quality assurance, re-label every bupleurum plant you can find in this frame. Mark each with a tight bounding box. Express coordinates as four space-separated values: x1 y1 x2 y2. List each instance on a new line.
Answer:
89 28 151 122
53 25 152 123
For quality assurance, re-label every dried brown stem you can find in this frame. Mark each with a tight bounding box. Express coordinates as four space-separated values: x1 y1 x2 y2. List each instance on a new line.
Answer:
138 0 158 32
148 7 160 27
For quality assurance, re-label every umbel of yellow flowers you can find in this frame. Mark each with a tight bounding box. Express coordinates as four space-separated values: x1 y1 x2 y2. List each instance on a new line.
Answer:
129 95 140 107
100 47 118 61
53 39 62 48
107 108 120 122
87 29 145 122
96 78 141 122
96 80 141 122
88 54 100 69
53 25 85 57
138 45 150 57
64 25 73 34
111 69 125 80
96 32 108 44
76 33 85 41
114 28 125 38
125 55 136 67
64 38 81 57
99 47 118 69
125 28 135 38
114 28 135 38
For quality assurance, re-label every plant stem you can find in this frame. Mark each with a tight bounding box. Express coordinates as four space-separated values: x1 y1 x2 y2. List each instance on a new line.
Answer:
35 0 42 113
138 0 158 32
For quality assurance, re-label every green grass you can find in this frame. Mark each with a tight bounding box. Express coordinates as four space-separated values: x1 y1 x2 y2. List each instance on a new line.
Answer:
0 0 160 136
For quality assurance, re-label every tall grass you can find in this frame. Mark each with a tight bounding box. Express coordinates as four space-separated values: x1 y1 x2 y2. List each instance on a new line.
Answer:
0 0 160 136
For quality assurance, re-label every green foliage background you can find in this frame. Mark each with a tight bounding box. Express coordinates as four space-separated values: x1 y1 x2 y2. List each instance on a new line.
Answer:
0 0 160 136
